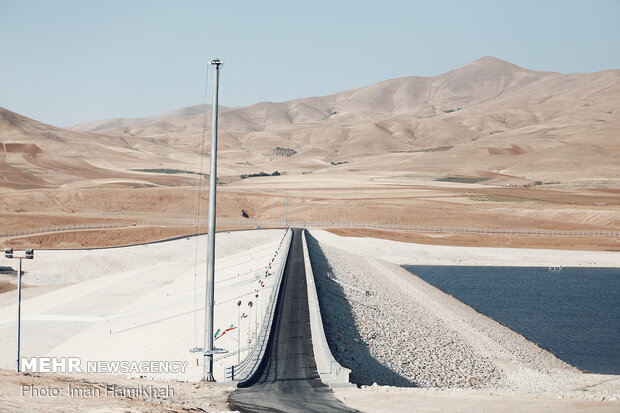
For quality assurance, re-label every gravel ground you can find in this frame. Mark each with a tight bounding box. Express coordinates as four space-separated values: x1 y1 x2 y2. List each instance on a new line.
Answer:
3 229 282 286
306 230 619 400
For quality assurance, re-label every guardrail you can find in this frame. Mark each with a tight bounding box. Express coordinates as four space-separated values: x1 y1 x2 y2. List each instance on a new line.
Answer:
302 229 351 386
225 228 292 384
1 219 618 238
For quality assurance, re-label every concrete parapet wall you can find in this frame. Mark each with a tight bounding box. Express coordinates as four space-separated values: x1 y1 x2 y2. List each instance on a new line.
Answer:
301 229 352 386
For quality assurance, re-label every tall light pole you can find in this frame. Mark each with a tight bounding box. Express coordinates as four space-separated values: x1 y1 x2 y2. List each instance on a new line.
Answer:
5 248 34 372
259 284 265 326
247 301 253 350
236 300 241 364
254 293 259 343
202 58 223 382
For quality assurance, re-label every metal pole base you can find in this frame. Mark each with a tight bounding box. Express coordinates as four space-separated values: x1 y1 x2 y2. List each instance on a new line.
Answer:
198 348 227 382
202 373 216 382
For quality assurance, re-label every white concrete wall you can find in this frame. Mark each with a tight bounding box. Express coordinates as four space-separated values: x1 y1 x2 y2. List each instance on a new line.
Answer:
301 229 351 387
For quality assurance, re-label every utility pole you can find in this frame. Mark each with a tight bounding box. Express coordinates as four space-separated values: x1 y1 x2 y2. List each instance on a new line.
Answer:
17 257 22 372
259 284 265 326
202 58 223 382
5 248 33 373
247 301 253 350
237 300 241 364
254 293 259 343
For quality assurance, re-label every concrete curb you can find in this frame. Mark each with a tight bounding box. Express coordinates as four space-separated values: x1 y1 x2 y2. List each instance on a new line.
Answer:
228 228 292 385
301 229 352 387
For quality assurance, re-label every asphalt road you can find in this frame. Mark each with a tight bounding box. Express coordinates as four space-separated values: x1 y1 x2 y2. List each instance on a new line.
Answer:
228 228 357 413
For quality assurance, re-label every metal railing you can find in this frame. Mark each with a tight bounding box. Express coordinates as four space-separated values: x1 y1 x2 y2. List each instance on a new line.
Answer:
225 228 292 383
1 219 618 238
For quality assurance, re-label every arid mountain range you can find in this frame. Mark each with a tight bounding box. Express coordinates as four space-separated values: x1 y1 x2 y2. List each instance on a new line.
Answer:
69 55 619 183
1 56 619 249
2 56 619 188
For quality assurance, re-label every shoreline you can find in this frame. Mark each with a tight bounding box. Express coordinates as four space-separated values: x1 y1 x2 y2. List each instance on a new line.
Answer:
307 230 619 401
314 229 620 267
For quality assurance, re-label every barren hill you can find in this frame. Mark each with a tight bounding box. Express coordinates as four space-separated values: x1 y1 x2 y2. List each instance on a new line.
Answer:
69 56 620 182
0 107 208 190
2 57 619 248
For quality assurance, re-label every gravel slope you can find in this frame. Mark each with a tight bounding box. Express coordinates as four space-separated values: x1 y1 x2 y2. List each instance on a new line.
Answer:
306 230 619 400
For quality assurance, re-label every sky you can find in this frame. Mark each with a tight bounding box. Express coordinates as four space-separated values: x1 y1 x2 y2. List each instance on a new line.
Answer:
0 0 619 127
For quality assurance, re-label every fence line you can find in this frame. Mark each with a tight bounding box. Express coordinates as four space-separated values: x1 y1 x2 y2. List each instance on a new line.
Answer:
0 218 618 239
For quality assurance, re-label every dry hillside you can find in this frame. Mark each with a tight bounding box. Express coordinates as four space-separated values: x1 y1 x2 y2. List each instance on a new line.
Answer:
1 56 619 248
70 56 620 183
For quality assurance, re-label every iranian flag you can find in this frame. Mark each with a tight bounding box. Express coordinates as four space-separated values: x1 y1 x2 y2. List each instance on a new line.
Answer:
215 325 237 341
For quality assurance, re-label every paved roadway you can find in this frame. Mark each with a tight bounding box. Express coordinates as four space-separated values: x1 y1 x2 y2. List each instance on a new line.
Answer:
228 228 357 413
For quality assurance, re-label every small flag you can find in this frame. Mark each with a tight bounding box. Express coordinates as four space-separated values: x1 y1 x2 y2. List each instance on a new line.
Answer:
215 325 237 341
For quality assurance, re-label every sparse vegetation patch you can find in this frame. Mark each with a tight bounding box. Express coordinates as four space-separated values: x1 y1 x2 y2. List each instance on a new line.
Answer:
240 171 281 179
471 195 530 202
523 181 560 188
132 168 208 177
414 146 454 153
435 176 491 184
275 147 296 157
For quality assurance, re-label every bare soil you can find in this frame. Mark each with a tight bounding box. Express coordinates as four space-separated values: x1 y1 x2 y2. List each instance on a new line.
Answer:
1 225 265 250
0 282 16 294
327 228 620 251
0 369 233 412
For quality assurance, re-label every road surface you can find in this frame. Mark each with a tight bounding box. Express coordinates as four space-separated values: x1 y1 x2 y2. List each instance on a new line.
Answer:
228 228 357 412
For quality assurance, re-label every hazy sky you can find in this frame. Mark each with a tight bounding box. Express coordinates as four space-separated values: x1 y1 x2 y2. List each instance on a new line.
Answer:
1 0 619 127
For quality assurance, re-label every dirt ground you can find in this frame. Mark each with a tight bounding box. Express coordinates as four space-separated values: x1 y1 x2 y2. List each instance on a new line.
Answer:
327 228 620 251
2 222 617 251
0 282 16 294
0 225 269 250
1 370 617 413
0 369 233 412
1 174 618 250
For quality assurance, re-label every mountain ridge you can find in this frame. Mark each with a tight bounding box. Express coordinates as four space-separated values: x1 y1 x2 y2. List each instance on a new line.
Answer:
2 56 619 187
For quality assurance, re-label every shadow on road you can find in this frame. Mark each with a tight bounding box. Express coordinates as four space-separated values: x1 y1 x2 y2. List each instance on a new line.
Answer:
306 232 416 387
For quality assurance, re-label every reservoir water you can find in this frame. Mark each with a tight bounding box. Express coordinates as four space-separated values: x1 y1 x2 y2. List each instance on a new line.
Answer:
402 265 620 374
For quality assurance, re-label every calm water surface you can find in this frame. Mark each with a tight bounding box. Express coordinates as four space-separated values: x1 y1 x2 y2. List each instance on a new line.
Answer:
403 265 620 374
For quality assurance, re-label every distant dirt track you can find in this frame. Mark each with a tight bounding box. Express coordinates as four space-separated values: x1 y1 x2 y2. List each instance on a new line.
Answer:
326 228 620 251
0 225 269 250
2 223 618 251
